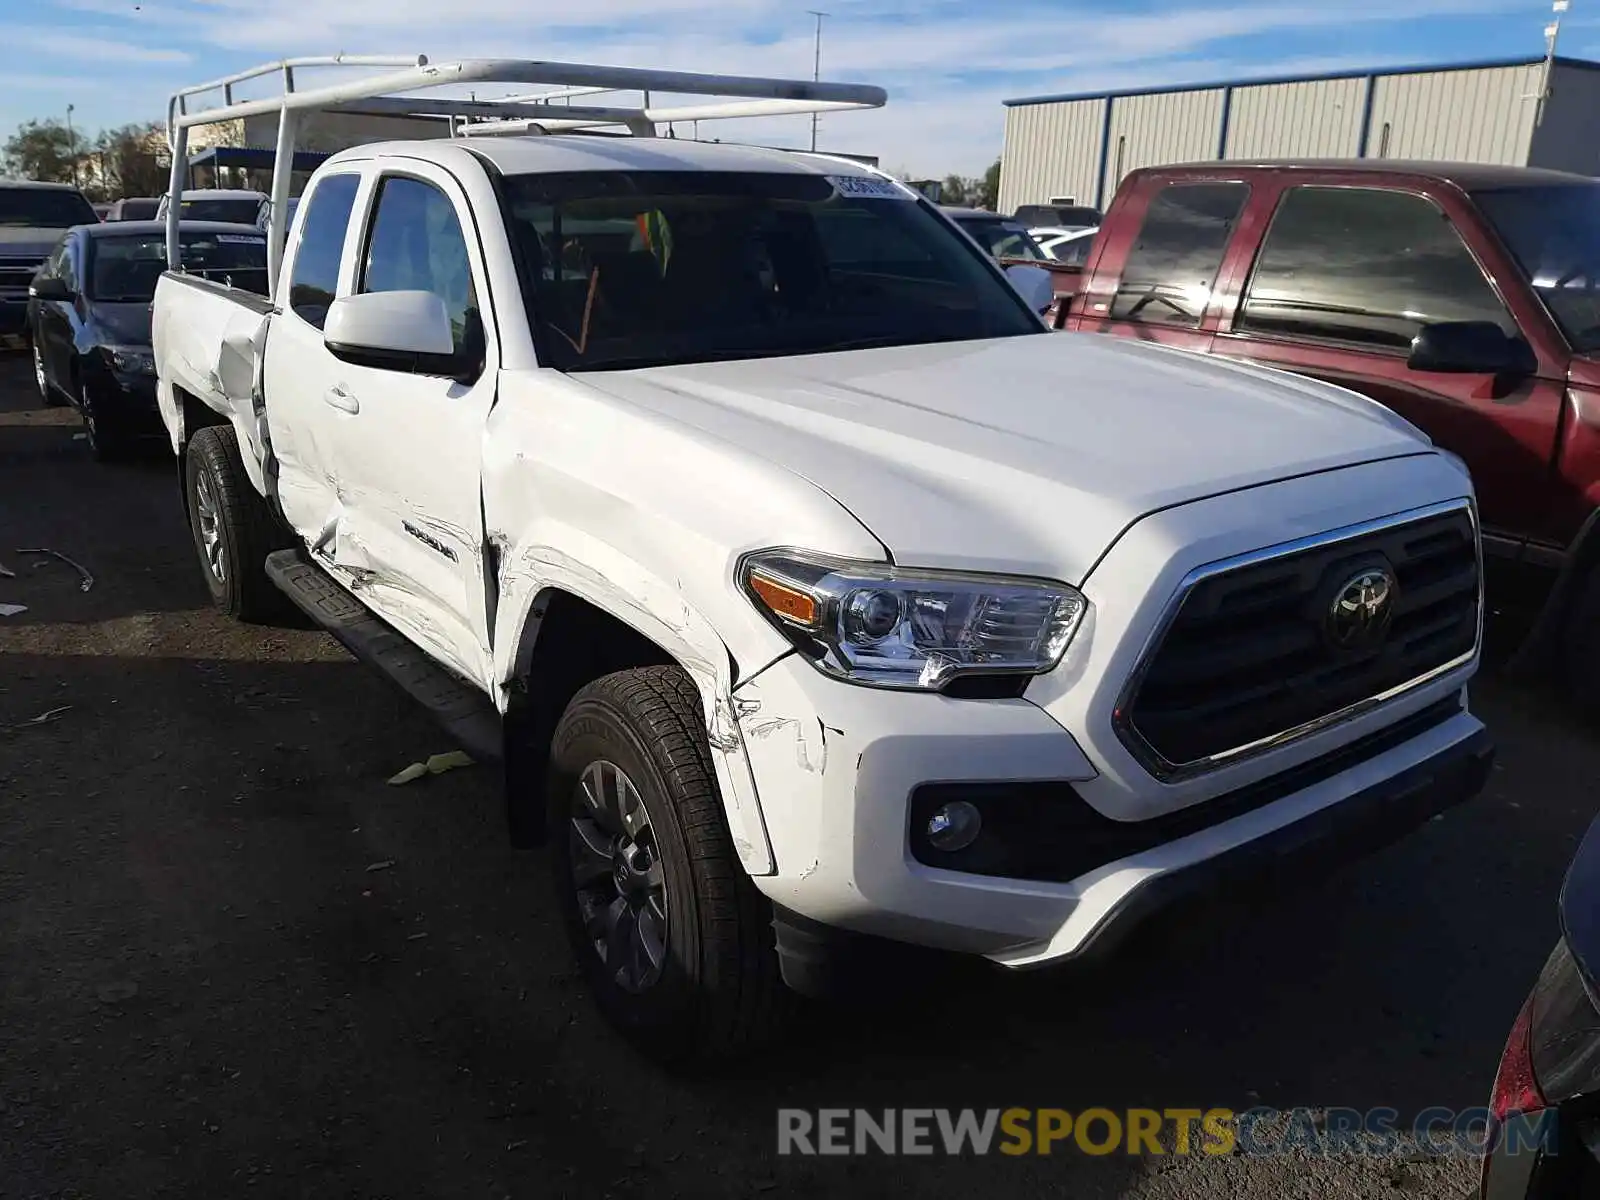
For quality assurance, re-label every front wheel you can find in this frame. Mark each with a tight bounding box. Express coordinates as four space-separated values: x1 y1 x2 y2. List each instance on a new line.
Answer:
548 666 791 1065
33 343 63 407
184 425 287 622
80 380 128 462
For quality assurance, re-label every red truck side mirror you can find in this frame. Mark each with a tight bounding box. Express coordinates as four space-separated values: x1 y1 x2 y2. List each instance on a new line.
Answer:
1408 321 1535 377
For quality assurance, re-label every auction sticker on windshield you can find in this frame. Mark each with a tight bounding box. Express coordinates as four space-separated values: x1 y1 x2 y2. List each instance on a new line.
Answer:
828 175 914 200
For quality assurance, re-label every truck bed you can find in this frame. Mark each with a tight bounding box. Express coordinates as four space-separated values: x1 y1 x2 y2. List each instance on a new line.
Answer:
152 271 275 489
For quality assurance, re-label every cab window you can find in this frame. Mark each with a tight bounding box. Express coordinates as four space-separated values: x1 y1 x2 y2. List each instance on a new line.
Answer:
359 175 481 360
288 173 361 329
1237 186 1516 350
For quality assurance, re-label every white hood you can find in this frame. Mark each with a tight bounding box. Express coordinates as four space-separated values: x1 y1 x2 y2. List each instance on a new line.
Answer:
579 333 1433 583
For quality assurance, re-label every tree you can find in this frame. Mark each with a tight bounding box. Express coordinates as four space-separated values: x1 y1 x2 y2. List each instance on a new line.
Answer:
979 158 1001 210
97 123 170 199
941 173 973 206
3 119 76 185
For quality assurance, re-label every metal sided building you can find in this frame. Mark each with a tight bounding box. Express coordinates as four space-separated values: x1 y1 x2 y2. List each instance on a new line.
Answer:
998 55 1600 215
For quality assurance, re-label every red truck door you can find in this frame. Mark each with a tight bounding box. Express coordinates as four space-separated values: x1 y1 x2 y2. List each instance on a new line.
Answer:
1210 183 1566 548
1069 177 1251 354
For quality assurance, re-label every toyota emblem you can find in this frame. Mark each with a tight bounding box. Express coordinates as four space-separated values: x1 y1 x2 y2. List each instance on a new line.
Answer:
1324 566 1397 651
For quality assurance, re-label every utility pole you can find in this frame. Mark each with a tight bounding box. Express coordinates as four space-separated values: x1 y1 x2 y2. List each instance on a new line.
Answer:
808 10 827 152
65 103 77 188
1538 0 1571 127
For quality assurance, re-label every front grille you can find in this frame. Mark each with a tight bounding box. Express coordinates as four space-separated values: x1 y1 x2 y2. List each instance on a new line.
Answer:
0 257 43 294
1119 503 1479 777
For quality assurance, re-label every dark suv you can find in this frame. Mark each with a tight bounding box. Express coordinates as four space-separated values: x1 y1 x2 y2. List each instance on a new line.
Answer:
0 179 98 337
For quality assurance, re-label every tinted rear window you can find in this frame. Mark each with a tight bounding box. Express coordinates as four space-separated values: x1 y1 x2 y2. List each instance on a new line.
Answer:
178 198 263 224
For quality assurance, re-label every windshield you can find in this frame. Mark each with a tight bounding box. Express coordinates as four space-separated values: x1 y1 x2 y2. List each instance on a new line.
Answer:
177 198 263 224
1475 183 1600 354
502 171 1041 372
954 216 1047 261
89 230 267 301
0 187 97 229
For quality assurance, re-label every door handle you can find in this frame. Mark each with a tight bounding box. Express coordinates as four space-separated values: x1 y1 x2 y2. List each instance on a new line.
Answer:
324 384 359 414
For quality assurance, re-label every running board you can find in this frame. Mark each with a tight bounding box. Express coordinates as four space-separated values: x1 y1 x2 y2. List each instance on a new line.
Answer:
265 548 503 763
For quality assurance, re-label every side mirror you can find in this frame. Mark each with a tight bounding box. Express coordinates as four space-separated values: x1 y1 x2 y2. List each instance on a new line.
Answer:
1004 263 1056 316
1408 321 1535 376
324 290 463 376
29 276 73 302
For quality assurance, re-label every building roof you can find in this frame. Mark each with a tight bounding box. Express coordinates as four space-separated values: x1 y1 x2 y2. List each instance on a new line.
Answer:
80 220 267 238
335 134 884 179
1004 53 1600 108
1140 157 1600 190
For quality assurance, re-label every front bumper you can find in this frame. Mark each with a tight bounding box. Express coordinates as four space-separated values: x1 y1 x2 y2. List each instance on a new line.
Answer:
736 652 1489 986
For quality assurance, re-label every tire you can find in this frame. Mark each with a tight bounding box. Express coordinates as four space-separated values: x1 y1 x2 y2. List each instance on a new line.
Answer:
548 666 791 1065
184 424 288 622
79 379 128 462
1561 565 1600 712
32 342 63 407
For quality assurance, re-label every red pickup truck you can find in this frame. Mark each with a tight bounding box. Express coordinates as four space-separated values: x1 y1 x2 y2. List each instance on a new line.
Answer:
1054 159 1600 703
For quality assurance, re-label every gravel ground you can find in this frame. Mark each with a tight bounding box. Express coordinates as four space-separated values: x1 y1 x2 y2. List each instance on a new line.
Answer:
1 349 1595 1199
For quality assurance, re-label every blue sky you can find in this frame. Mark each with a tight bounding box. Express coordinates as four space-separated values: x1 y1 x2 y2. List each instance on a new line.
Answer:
0 0 1590 176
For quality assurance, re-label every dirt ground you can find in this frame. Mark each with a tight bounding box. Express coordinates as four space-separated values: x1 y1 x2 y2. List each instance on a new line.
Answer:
2 348 1597 1199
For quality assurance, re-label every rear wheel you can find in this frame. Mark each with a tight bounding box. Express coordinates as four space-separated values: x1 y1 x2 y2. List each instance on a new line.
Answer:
548 666 791 1065
184 425 287 622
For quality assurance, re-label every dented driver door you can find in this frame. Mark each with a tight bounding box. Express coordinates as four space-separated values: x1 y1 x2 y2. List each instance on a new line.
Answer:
315 165 500 690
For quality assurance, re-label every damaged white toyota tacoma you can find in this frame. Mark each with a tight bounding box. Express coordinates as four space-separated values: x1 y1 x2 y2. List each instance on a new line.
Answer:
152 57 1493 1063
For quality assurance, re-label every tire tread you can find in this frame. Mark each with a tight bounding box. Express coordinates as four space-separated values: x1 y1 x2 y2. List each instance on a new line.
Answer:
186 424 290 622
556 665 791 1062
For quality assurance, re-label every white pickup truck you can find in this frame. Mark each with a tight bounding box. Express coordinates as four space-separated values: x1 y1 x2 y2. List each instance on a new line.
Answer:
152 57 1493 1064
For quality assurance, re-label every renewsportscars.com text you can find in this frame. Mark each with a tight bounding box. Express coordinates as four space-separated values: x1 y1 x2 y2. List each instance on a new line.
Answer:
777 1107 1556 1158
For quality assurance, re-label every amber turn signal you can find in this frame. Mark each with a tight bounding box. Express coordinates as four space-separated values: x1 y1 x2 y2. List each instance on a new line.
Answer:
749 573 818 627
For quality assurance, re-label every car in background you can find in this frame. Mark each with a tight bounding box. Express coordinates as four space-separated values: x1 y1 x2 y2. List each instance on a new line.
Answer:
943 207 1082 314
1031 225 1099 267
28 220 268 459
1479 813 1600 1197
942 206 1052 262
105 197 161 222
156 188 270 227
1053 159 1600 709
0 178 98 339
91 203 112 222
1013 202 1102 231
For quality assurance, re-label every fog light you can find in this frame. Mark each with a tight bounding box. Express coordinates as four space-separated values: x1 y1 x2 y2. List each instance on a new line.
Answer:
926 800 982 852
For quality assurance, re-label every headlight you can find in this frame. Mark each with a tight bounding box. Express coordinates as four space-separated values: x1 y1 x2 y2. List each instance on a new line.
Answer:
107 346 156 376
739 549 1087 691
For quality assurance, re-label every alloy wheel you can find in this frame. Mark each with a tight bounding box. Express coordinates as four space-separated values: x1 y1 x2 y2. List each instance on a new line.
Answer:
569 759 669 994
193 467 228 585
